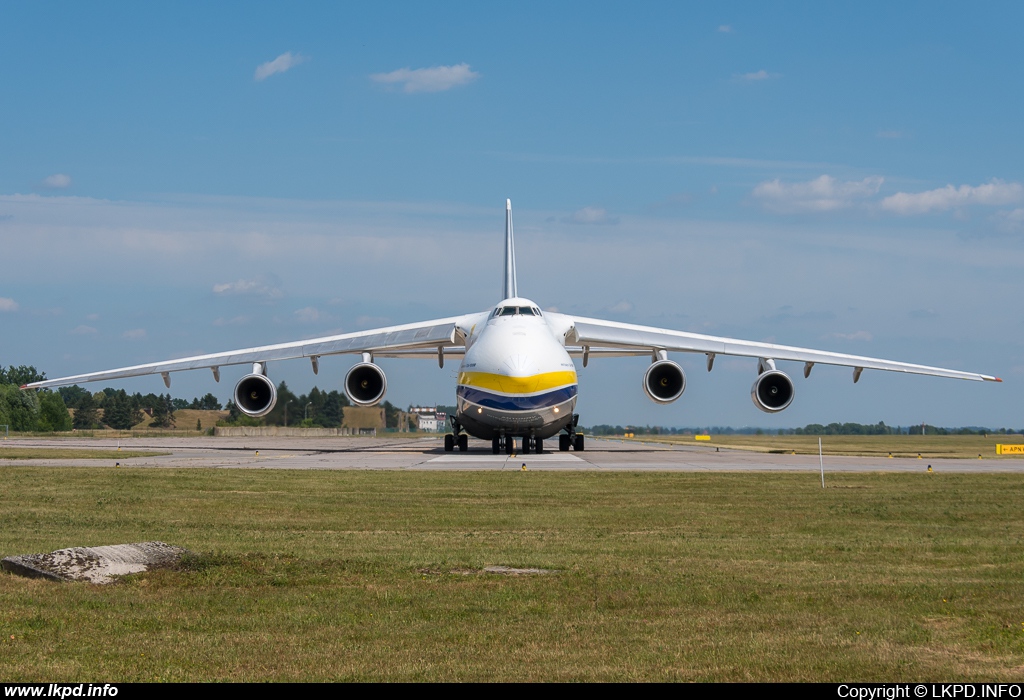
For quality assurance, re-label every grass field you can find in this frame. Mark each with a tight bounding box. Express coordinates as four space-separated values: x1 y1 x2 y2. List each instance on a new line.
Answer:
0 449 168 460
630 434 1024 459
1 467 1023 681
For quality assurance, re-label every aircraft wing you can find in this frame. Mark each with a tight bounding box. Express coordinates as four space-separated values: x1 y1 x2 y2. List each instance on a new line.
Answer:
22 317 463 390
564 316 1001 383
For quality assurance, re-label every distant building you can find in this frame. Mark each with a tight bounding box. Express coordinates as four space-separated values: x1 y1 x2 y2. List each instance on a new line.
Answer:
409 406 448 433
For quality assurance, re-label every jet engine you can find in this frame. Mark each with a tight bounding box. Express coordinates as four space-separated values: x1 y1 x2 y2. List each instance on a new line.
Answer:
643 359 686 404
751 370 795 413
345 362 387 406
233 371 278 418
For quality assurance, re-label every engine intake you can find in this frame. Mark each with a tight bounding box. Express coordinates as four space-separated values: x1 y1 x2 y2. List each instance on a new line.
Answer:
345 362 387 406
234 373 278 418
643 359 686 404
751 370 795 413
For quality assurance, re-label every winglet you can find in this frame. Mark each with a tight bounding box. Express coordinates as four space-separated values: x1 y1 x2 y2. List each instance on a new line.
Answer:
995 377 1003 383
503 198 518 299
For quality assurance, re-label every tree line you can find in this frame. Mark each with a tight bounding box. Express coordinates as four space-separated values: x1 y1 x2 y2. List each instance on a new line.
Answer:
0 364 223 432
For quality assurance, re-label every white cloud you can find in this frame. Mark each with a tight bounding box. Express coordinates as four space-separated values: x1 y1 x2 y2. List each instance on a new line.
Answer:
70 325 97 335
40 173 72 189
566 206 619 225
737 69 780 81
829 330 873 342
606 300 634 314
752 175 884 213
718 25 733 33
254 52 307 81
294 306 320 323
993 208 1024 233
212 277 283 298
122 328 146 340
0 297 18 311
881 179 1024 215
370 63 479 93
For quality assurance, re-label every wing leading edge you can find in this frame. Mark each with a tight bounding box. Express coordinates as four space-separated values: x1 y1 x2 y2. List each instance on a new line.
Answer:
563 316 1001 383
23 317 464 390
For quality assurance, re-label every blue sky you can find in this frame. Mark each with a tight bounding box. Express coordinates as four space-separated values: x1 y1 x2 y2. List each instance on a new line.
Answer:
2 2 1022 428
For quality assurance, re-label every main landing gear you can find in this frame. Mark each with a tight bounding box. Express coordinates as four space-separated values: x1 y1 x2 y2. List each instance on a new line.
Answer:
558 414 585 452
490 435 545 454
444 419 469 452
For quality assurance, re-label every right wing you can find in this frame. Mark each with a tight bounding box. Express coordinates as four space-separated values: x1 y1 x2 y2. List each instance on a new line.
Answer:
558 314 1000 383
23 316 466 390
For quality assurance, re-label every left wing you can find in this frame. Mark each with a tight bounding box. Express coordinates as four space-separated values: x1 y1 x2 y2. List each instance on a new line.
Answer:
23 316 465 390
560 315 1001 382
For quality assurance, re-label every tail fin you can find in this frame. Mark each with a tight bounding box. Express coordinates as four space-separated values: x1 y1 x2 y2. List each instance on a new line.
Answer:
503 198 518 299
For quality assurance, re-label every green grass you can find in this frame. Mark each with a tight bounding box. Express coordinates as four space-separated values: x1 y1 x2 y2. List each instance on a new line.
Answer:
1 468 1023 681
631 433 1024 459
0 449 168 460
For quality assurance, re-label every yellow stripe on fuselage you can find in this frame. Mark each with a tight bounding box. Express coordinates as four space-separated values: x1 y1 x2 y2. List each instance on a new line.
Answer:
458 370 577 395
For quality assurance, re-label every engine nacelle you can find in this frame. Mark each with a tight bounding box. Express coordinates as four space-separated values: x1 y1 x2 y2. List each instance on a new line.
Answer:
234 373 278 418
643 359 686 404
751 370 795 413
345 362 387 406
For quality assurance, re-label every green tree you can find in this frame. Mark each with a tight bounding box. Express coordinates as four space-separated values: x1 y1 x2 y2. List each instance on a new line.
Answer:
57 385 91 408
0 365 45 387
191 393 222 410
72 393 101 429
37 391 72 432
0 384 40 431
265 382 299 426
103 390 141 430
150 393 175 428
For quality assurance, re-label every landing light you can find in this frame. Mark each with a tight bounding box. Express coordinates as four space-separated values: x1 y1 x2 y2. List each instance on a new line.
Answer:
477 407 483 413
553 407 560 413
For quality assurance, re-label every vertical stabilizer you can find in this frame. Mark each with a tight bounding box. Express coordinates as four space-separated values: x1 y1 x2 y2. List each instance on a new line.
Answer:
503 198 518 299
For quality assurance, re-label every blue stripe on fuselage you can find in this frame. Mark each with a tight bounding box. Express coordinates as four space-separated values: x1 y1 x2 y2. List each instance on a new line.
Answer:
457 384 577 411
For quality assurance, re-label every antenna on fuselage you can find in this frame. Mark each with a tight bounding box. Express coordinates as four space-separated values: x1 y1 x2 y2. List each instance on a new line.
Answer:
504 198 518 299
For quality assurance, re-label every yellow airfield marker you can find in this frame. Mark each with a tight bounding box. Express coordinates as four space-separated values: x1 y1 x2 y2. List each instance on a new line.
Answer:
927 465 933 472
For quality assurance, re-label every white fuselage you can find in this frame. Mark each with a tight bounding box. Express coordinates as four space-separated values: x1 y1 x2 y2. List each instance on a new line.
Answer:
453 297 578 440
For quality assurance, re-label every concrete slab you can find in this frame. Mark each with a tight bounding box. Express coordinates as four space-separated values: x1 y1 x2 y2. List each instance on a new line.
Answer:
2 541 192 584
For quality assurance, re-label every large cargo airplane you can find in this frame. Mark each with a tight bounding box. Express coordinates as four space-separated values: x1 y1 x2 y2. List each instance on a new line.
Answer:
24 200 1000 454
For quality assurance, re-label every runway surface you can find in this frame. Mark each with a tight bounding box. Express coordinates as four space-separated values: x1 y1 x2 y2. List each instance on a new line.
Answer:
3 435 1024 472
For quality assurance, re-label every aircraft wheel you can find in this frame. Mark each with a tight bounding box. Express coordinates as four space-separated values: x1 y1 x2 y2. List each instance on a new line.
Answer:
506 436 515 455
535 438 543 454
492 437 500 454
444 434 455 452
458 434 468 452
559 434 570 451
574 434 585 451
523 437 533 454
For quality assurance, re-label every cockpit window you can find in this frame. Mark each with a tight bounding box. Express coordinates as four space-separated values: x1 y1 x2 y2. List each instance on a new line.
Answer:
495 306 538 317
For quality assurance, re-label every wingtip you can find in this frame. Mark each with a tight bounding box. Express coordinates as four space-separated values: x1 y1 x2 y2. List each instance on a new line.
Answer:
995 377 1003 383
506 198 511 210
